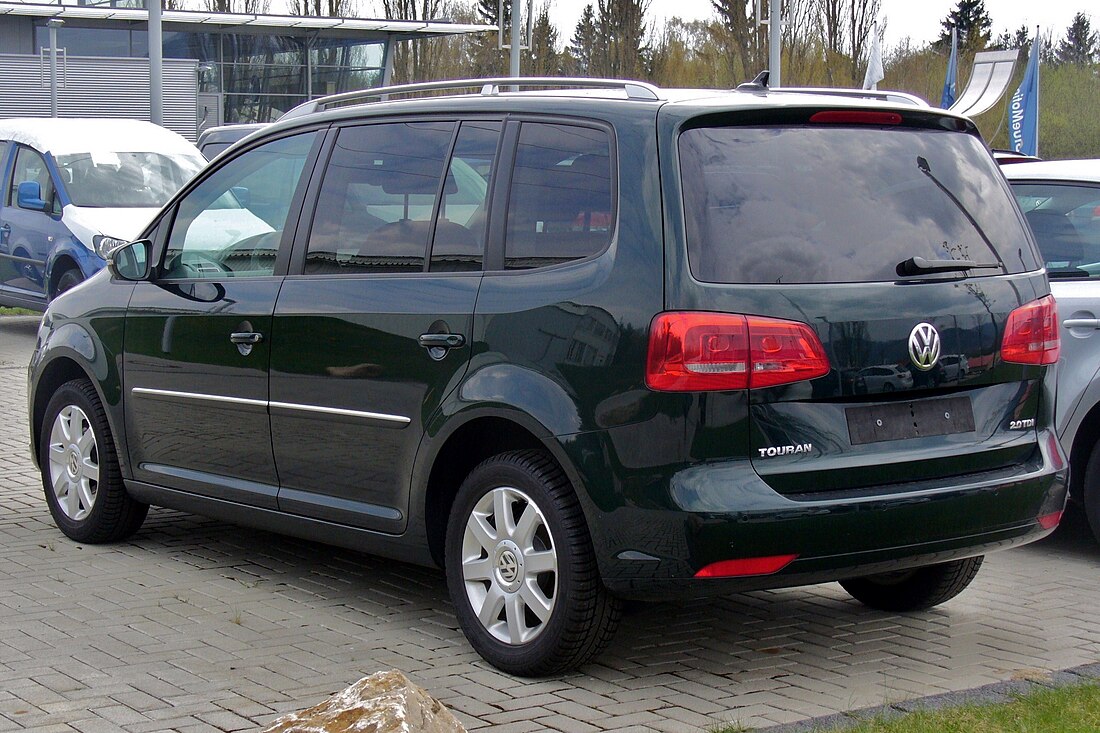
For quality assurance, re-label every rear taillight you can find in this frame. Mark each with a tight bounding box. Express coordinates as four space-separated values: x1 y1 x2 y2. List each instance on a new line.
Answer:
1002 295 1060 365
646 312 830 392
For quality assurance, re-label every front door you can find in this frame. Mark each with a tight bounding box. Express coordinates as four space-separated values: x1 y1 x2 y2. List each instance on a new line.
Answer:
123 131 321 506
0 145 65 303
269 120 501 533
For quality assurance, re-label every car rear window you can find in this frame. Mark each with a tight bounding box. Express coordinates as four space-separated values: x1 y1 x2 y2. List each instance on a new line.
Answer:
1011 182 1100 279
679 124 1038 284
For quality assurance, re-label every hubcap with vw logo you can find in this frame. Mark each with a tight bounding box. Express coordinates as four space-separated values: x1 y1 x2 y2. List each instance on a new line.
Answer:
461 485 558 645
909 322 941 371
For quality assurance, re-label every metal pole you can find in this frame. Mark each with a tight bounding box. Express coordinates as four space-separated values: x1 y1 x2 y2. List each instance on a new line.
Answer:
149 0 163 125
508 0 521 78
47 19 63 118
768 0 781 87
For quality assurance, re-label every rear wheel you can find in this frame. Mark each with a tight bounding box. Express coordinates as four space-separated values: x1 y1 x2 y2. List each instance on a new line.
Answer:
40 379 148 543
1081 439 1100 543
840 556 983 612
445 449 621 676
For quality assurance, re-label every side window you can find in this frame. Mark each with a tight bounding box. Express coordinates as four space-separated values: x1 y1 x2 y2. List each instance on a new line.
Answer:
430 121 501 272
305 121 455 275
10 146 61 215
504 123 613 270
163 132 317 279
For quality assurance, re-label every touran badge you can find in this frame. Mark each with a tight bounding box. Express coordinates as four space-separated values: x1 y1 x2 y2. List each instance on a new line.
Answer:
909 323 941 371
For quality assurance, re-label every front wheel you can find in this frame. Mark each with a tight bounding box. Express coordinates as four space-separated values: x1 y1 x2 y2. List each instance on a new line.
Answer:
54 267 84 297
840 556 983 612
445 450 621 676
40 379 148 543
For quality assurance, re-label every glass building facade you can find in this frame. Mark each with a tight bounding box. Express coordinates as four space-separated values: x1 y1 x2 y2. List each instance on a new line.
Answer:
34 24 387 123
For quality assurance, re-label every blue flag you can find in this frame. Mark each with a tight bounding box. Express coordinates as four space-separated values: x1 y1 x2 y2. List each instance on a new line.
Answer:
1010 31 1040 157
941 27 958 108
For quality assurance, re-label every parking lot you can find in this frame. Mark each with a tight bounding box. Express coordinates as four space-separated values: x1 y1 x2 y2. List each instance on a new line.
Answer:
1 313 1099 732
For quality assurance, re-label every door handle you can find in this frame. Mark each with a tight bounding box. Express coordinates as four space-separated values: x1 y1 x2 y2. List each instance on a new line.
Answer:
230 331 264 345
418 333 465 349
1062 319 1100 330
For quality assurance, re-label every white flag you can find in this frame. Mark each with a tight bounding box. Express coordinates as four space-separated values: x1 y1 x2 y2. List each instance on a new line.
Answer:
863 22 884 90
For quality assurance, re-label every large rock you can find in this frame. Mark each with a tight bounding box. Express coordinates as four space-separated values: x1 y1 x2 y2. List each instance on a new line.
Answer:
261 670 466 733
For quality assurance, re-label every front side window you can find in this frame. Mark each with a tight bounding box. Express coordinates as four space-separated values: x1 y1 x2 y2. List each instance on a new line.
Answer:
305 121 455 274
504 123 613 270
163 132 317 279
1012 182 1100 279
10 146 60 215
679 124 1039 284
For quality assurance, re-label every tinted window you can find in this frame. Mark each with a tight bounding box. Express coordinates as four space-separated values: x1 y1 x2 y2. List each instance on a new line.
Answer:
1012 182 1100 279
10 146 60 215
163 132 317 279
504 123 612 270
430 121 501 272
679 125 1038 284
306 122 455 274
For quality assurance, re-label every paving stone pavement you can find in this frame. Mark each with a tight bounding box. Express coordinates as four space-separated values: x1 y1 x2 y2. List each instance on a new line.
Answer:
1 314 1099 733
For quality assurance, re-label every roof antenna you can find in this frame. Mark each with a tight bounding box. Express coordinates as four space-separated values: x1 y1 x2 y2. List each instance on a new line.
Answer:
736 70 770 92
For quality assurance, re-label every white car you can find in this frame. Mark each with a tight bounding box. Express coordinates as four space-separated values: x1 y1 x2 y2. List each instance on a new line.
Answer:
1003 159 1100 539
0 118 206 309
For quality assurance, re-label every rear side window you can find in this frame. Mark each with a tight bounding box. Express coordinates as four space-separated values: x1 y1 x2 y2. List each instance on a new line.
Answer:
679 125 1038 284
504 122 613 270
1011 182 1100 279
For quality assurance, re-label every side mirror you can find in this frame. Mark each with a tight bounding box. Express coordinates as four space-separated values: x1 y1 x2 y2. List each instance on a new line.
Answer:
107 239 151 281
230 186 251 207
16 181 48 212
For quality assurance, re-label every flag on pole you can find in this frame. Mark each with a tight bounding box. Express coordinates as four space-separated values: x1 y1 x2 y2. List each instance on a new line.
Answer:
1009 28 1041 157
863 22 884 90
941 27 958 108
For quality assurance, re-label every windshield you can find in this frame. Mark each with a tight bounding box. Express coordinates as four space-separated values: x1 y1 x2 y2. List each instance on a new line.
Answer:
1011 182 1100 279
679 124 1038 283
56 151 205 208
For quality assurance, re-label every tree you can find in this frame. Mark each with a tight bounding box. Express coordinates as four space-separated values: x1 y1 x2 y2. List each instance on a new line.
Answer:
936 0 992 51
378 0 453 81
1056 12 1097 66
711 0 764 82
204 0 270 12
594 0 648 78
291 0 354 16
565 4 599 76
991 23 1030 52
523 2 561 76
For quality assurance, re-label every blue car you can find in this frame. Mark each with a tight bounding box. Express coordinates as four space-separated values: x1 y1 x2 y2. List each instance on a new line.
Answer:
0 118 205 310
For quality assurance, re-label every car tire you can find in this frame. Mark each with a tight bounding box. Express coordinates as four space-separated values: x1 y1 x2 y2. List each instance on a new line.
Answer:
40 378 148 543
444 449 621 676
1081 440 1100 543
55 267 84 297
839 556 983 612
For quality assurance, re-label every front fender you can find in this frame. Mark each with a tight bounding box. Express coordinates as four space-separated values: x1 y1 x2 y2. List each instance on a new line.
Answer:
45 236 105 282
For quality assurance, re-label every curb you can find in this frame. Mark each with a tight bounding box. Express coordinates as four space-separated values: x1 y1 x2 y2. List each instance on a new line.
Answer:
759 663 1100 732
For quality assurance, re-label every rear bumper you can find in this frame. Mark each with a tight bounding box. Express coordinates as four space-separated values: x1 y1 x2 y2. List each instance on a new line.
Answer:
566 429 1068 599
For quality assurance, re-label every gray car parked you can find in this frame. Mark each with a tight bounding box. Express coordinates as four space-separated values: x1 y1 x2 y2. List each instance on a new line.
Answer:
1004 159 1100 539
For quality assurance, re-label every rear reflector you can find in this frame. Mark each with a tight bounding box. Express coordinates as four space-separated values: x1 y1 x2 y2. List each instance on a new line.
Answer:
1037 511 1063 530
1002 295 1060 365
695 554 798 578
646 312 830 392
809 110 903 126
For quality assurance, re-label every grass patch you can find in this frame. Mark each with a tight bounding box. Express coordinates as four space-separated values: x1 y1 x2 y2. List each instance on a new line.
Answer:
713 681 1100 732
0 306 38 316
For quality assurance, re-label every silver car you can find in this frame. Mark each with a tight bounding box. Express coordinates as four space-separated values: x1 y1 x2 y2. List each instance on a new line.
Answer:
1004 160 1100 539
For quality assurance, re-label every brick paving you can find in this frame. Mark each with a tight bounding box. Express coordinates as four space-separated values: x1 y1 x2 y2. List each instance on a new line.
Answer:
1 314 1098 732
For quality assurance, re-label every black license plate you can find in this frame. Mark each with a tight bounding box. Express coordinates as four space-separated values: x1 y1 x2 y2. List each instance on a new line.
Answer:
846 396 975 446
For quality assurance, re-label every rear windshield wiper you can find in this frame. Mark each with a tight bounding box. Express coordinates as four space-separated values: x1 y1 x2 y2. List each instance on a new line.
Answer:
910 155 1007 275
897 256 1002 276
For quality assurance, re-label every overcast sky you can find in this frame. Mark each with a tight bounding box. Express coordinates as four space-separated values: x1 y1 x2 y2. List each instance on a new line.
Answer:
542 0 1092 52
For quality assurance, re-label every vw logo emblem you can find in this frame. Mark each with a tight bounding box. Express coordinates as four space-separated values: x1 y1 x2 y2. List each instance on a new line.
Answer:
909 323 941 371
497 550 519 584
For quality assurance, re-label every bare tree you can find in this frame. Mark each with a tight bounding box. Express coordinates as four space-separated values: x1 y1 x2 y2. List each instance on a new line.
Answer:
204 0 271 13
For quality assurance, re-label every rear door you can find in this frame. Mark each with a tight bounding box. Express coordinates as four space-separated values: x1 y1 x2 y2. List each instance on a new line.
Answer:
673 111 1049 498
269 119 501 533
1009 179 1100 435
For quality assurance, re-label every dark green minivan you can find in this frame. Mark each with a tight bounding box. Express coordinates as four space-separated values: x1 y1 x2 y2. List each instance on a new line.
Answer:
29 78 1068 676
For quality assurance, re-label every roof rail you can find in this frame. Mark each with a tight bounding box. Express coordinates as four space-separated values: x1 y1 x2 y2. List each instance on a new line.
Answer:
280 77 662 121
